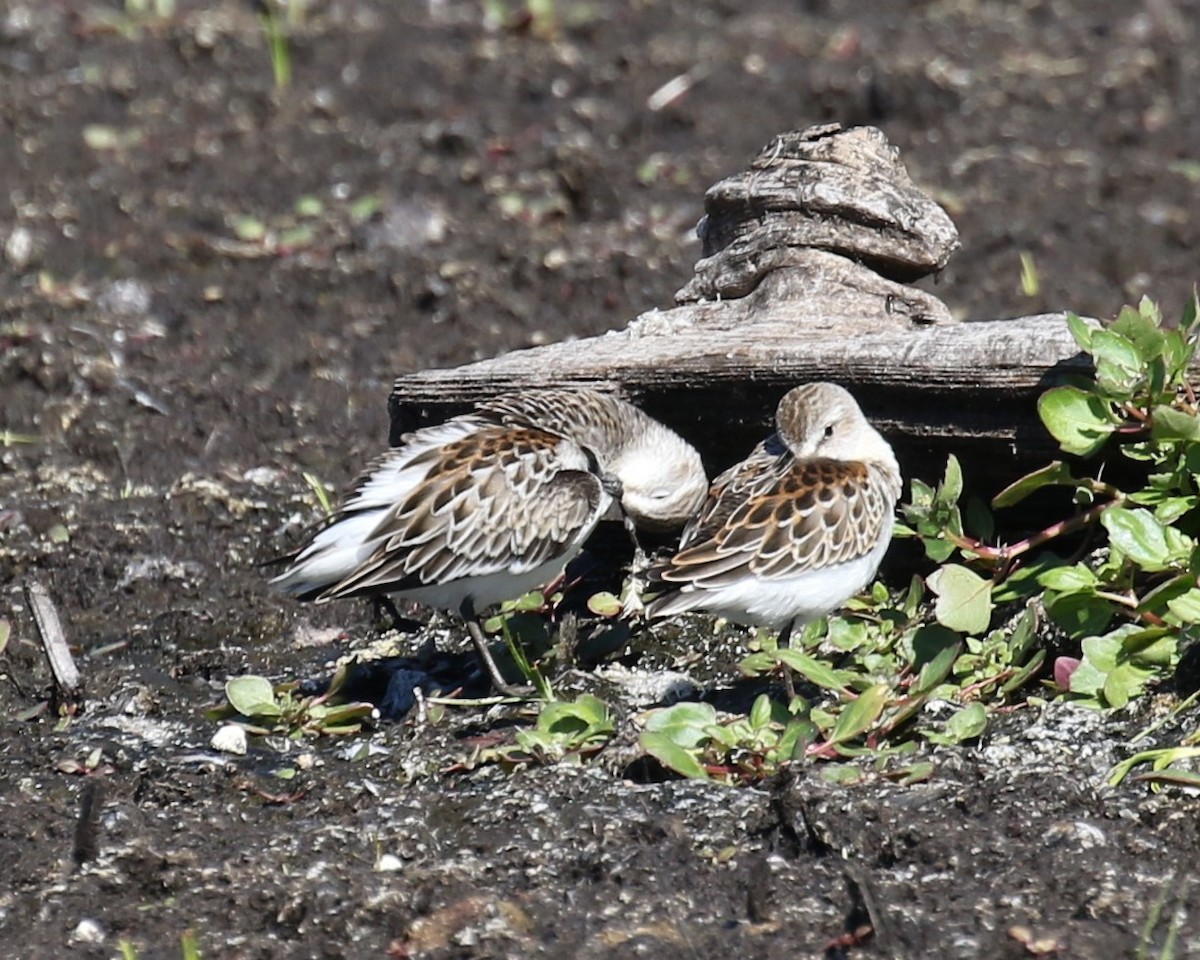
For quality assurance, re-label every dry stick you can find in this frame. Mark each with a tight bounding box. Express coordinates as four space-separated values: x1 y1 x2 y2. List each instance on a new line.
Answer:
24 579 82 700
72 779 103 869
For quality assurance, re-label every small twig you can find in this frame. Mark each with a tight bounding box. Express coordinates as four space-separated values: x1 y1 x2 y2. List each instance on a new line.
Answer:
72 780 103 870
24 579 83 707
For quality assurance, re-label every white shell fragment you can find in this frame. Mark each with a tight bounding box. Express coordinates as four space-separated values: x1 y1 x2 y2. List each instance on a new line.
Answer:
210 723 248 756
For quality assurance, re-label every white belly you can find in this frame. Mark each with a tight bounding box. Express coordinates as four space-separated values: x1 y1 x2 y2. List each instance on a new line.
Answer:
676 522 893 631
394 549 582 615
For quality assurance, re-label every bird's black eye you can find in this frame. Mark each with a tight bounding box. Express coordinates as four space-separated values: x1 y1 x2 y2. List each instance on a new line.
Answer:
823 424 836 439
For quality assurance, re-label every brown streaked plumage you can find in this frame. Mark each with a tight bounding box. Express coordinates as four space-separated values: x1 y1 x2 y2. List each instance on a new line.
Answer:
647 382 901 639
273 389 709 694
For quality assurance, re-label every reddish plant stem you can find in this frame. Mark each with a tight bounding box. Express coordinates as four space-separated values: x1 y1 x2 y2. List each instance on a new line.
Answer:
947 499 1116 570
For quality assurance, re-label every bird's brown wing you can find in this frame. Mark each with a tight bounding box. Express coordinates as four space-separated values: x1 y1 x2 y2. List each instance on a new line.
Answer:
654 457 896 590
324 426 604 598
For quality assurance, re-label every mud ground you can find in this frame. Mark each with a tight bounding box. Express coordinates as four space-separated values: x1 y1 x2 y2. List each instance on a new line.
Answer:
2 1 1200 957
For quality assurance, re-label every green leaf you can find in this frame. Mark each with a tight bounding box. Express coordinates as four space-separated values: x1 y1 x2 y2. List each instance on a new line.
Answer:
1090 329 1142 392
1000 648 1046 695
893 761 936 786
1137 295 1163 326
1102 506 1188 571
232 215 266 242
902 574 924 616
991 461 1077 509
1166 588 1200 624
1037 386 1117 456
940 454 963 504
1044 591 1115 638
738 652 777 676
908 477 934 509
1036 564 1097 592
1065 312 1095 350
642 702 717 749
1122 628 1176 667
926 564 994 635
921 537 958 563
1102 663 1148 709
774 649 854 694
824 617 868 652
348 193 383 222
775 719 815 762
1151 405 1200 442
827 684 889 746
943 702 988 743
1134 767 1200 789
749 694 773 730
1109 302 1164 359
510 590 546 612
586 591 622 616
964 496 994 542
1081 632 1122 672
294 195 324 218
1152 496 1198 525
1067 657 1107 697
910 625 962 695
225 675 279 717
320 702 375 726
538 695 612 739
639 731 709 780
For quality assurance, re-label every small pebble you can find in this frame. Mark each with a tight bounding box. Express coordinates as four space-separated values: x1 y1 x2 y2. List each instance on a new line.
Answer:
4 226 34 269
71 919 104 944
211 724 247 756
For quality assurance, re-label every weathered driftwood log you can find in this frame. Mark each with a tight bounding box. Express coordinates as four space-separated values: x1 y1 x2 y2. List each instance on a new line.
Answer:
390 124 1088 491
679 124 960 302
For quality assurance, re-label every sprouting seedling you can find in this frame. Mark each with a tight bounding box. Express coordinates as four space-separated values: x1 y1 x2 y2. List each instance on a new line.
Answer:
302 472 335 517
260 2 293 90
211 667 375 737
1019 250 1040 297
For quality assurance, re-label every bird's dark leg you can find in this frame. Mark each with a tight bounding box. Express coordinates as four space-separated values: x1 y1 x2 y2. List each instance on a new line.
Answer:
371 594 406 630
459 598 531 698
778 620 798 701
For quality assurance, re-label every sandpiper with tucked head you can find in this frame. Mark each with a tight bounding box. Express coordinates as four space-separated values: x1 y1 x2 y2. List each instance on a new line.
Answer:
273 389 709 695
647 382 901 672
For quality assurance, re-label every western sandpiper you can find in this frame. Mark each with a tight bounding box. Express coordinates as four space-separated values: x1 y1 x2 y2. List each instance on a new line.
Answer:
647 382 901 675
274 389 708 695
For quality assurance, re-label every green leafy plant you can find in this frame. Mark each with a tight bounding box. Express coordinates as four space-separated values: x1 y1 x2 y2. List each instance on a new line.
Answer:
482 0 560 39
510 694 614 761
444 694 615 772
209 667 375 738
481 590 557 699
902 296 1200 709
118 929 200 960
480 586 630 698
637 295 1200 784
640 695 815 783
